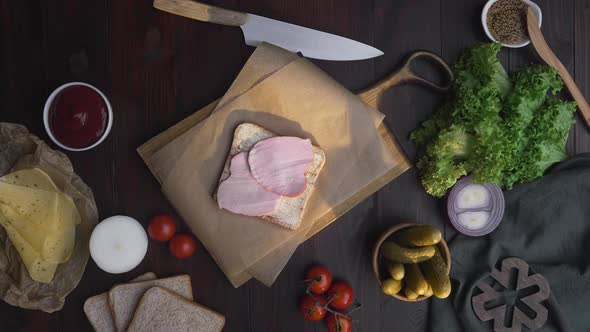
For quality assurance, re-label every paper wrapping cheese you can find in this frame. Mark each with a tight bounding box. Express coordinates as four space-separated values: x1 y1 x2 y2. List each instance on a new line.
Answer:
157 44 399 287
0 122 98 312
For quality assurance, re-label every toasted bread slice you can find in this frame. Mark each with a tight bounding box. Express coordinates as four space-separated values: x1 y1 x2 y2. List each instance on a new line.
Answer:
109 275 193 332
217 123 325 230
127 287 225 332
84 272 156 332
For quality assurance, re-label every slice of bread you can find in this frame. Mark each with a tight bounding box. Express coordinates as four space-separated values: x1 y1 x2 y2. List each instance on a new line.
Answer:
109 275 193 332
217 123 325 230
84 272 156 332
127 287 225 332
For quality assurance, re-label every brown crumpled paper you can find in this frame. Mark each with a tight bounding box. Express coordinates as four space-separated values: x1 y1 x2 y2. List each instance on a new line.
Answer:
0 122 98 312
157 43 399 287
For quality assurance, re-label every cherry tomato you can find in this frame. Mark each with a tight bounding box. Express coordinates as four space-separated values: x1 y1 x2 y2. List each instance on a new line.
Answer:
300 295 327 321
326 313 352 332
169 234 196 259
305 265 333 294
147 214 177 242
327 282 355 309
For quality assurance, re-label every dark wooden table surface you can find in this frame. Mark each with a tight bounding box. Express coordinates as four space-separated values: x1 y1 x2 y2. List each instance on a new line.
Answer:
1 0 589 331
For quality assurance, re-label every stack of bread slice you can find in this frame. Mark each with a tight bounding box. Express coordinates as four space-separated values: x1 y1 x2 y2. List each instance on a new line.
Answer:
84 273 224 332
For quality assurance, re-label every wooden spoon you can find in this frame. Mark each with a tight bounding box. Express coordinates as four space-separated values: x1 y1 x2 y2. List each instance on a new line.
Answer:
527 6 590 128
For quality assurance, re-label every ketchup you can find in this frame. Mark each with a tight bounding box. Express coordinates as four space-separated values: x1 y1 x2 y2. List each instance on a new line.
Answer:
49 85 108 149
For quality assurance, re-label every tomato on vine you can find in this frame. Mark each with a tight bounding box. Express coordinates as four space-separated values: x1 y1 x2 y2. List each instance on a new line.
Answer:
305 265 332 294
326 313 352 332
300 295 328 321
327 282 355 309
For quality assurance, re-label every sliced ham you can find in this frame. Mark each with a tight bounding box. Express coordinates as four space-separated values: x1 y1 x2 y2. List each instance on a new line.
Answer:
217 152 282 216
248 136 314 197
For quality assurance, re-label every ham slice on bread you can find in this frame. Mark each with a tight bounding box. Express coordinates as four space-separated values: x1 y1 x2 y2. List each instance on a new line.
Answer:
248 137 314 197
217 152 282 216
215 123 325 230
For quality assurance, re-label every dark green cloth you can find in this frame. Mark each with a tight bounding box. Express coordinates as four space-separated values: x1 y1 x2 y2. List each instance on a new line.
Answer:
429 154 590 332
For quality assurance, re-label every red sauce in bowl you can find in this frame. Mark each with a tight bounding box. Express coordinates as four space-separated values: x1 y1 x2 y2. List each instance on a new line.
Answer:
48 85 108 149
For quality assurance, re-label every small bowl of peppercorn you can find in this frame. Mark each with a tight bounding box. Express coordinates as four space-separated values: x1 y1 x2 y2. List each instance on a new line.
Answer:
482 0 542 48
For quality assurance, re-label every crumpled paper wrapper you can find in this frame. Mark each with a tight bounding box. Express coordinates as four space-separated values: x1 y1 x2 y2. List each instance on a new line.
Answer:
0 123 98 312
155 43 399 287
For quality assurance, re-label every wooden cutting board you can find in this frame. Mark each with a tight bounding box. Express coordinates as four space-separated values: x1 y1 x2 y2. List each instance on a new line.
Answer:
137 89 411 240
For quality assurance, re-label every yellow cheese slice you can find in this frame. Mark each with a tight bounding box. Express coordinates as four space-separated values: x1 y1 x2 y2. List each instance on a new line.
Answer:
0 168 81 227
0 168 59 192
40 195 78 262
0 213 57 283
57 193 82 226
0 181 58 226
0 204 76 263
0 204 46 252
0 185 79 264
0 169 80 267
42 190 80 263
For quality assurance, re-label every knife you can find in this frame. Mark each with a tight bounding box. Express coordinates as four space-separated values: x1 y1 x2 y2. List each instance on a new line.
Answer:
153 0 384 61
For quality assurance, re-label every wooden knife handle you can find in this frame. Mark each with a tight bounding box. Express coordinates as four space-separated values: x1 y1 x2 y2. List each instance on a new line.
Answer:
154 0 248 26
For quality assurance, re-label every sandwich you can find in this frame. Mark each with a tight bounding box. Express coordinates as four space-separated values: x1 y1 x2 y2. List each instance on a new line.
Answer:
215 123 325 230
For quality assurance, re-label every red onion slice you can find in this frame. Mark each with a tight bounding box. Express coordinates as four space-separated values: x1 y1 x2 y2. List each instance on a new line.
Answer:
447 176 505 236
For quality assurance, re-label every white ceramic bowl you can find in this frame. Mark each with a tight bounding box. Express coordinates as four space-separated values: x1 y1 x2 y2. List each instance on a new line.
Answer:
43 82 113 152
482 0 542 48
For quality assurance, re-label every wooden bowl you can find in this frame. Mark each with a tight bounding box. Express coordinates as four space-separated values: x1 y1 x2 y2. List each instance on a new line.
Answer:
371 223 451 302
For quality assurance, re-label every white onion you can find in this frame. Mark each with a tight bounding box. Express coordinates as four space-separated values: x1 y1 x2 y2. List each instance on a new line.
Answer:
457 211 490 230
447 176 505 236
89 215 148 274
455 184 490 210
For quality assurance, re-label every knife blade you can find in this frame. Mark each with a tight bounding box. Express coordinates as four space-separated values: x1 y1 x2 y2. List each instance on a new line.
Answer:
154 0 384 61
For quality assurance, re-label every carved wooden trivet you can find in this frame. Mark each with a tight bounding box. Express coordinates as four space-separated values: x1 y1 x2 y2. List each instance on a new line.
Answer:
472 257 550 332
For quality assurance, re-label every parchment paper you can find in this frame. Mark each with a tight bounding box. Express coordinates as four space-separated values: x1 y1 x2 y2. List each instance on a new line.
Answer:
148 44 299 185
148 45 303 286
147 44 392 287
0 123 98 312
159 45 398 286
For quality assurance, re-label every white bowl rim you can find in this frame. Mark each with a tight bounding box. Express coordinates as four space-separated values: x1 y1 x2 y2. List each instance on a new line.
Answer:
481 0 542 48
43 82 113 152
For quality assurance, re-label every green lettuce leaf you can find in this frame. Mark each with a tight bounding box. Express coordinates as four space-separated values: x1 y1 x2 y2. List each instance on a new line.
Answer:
501 65 563 188
417 125 473 197
411 42 576 197
413 43 511 197
513 98 576 184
